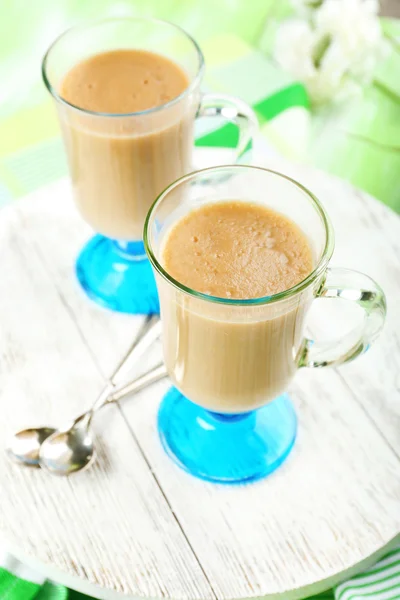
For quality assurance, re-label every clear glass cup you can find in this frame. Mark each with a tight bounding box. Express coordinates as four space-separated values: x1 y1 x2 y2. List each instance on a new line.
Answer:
144 165 386 484
42 18 257 314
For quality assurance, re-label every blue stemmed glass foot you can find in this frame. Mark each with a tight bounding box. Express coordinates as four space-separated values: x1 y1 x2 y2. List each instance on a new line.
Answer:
158 388 297 484
76 235 159 314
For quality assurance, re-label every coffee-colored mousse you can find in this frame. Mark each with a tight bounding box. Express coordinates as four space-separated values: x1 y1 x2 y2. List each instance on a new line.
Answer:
162 200 313 298
58 49 192 240
158 200 314 413
61 49 189 113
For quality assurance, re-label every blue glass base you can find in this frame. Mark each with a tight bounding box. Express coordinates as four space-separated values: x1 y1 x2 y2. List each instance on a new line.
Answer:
76 235 159 314
158 388 297 484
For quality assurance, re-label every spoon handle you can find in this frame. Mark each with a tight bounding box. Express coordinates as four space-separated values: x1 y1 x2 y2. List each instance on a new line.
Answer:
88 316 161 416
111 315 161 384
76 363 167 429
109 363 167 403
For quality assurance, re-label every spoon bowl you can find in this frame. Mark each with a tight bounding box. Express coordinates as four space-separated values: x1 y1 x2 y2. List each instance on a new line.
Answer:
37 362 166 476
6 427 56 467
39 425 95 475
6 316 163 473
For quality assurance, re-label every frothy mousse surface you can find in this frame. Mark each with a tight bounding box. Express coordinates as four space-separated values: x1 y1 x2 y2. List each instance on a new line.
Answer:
162 200 313 299
60 49 189 113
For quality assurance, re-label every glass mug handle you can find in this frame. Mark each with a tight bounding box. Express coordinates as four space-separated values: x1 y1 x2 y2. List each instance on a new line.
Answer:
299 268 386 368
196 93 258 162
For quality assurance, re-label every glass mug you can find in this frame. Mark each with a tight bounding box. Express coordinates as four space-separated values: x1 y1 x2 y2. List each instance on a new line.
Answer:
144 165 386 484
42 18 257 314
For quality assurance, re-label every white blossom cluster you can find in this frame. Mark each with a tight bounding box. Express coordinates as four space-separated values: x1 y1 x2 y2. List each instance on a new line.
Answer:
274 0 385 105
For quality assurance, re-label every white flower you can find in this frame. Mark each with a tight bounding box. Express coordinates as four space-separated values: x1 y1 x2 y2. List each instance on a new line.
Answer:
274 0 385 105
274 20 317 80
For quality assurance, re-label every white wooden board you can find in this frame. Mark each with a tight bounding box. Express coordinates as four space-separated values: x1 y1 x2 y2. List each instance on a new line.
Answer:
0 149 399 600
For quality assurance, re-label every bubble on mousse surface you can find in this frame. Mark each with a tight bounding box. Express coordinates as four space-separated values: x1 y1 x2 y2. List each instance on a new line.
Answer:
278 252 289 265
162 200 313 300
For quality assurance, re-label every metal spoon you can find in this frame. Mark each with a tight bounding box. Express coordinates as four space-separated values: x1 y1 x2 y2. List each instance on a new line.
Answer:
6 315 161 468
39 361 167 476
7 427 57 467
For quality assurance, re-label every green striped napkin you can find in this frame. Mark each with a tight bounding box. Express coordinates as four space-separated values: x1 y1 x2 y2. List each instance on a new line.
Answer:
335 548 400 600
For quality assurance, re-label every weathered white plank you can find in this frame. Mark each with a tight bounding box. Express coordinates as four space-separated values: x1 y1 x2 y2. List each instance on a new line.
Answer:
16 180 139 377
122 368 400 599
0 203 214 599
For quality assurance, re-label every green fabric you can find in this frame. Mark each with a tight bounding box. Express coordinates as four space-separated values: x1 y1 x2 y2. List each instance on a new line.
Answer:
196 82 310 149
0 570 67 599
35 582 68 600
255 83 309 122
335 548 400 600
0 569 40 599
67 592 93 600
